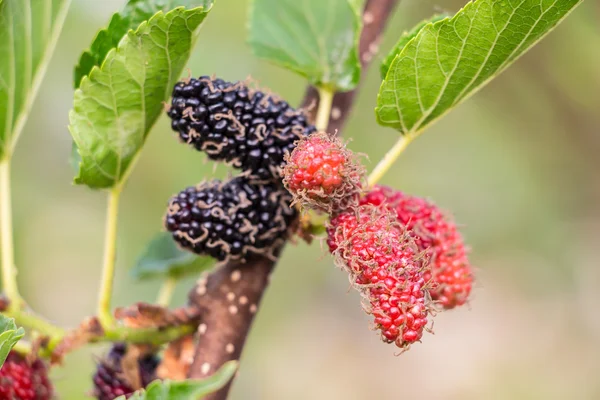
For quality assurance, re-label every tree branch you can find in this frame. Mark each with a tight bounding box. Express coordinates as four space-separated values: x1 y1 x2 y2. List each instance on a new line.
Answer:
186 1 399 398
301 0 399 134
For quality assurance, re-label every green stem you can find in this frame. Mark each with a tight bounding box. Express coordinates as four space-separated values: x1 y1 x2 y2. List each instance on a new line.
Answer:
367 134 414 188
8 309 65 339
6 303 193 352
156 277 177 307
12 340 32 356
102 323 195 346
0 158 23 309
97 187 122 328
315 87 334 131
7 306 194 357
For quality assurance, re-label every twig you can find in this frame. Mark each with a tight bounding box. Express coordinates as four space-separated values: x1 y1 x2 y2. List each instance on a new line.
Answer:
186 1 400 398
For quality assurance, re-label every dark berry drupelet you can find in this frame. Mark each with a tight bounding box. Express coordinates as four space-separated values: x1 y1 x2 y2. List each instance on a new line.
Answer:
165 176 297 261
93 343 159 400
167 76 316 180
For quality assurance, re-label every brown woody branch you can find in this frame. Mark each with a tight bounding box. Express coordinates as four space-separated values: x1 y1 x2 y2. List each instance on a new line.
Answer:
186 1 399 398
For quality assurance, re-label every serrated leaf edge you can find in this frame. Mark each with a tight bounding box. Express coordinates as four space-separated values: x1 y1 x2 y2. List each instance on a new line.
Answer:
69 5 209 187
376 0 583 136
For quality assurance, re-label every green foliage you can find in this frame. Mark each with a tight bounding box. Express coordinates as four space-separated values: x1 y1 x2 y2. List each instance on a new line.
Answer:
118 361 238 399
0 315 25 368
376 0 582 137
74 0 214 88
69 5 213 189
248 0 362 91
0 0 70 159
380 13 449 80
131 232 215 280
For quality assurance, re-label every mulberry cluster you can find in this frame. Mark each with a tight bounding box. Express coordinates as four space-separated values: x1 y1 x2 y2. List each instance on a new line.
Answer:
0 351 53 400
165 177 297 262
283 132 364 213
327 206 431 349
92 343 159 400
168 76 316 180
361 186 474 309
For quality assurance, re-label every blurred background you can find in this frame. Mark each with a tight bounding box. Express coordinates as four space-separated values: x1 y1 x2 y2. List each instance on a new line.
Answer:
7 0 600 398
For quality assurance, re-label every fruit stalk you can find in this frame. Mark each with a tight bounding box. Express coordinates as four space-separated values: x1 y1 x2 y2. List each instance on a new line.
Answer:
97 187 122 328
315 87 334 131
156 277 177 307
0 158 23 309
7 309 65 347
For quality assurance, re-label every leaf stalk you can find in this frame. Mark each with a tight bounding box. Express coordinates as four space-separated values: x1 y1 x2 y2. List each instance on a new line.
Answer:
315 87 334 131
156 276 177 307
0 158 23 309
97 187 122 328
367 134 414 187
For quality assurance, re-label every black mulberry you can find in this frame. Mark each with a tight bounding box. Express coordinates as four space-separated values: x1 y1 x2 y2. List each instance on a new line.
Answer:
164 176 297 261
92 343 159 400
167 76 316 181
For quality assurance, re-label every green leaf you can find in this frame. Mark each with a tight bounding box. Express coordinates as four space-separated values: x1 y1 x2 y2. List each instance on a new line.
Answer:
380 13 449 80
69 5 212 189
74 0 214 88
0 0 71 159
0 315 25 368
376 0 582 137
131 232 216 280
118 360 238 400
248 0 362 91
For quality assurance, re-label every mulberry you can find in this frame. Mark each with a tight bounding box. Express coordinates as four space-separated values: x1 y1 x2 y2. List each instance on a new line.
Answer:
92 343 159 400
327 205 432 349
165 176 297 262
361 186 474 309
0 351 53 400
283 132 364 213
168 76 316 181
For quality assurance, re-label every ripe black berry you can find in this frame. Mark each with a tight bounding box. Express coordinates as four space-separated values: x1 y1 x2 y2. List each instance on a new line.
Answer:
164 176 297 261
92 343 159 400
167 76 316 180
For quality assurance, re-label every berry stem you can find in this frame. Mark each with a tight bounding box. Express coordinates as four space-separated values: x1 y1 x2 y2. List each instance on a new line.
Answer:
11 340 32 356
101 323 195 346
367 134 414 187
0 158 23 310
5 305 195 357
315 86 334 131
97 187 122 328
156 277 177 307
8 309 65 340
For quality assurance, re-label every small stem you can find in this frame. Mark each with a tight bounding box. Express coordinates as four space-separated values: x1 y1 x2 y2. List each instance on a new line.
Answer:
367 134 414 187
12 340 33 355
97 187 122 328
156 277 177 307
315 87 334 131
6 305 194 356
102 324 195 346
8 309 65 339
0 159 23 309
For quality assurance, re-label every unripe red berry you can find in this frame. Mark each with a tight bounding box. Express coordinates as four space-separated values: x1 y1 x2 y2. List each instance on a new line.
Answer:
283 132 364 213
327 205 432 349
0 351 53 400
361 186 474 309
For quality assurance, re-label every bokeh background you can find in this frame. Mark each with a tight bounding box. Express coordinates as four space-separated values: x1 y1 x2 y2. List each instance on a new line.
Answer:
7 0 600 398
